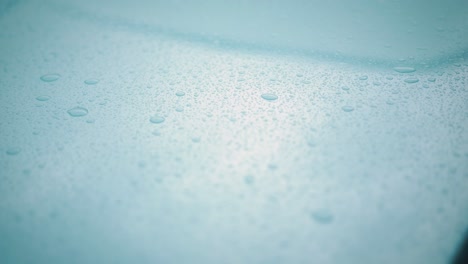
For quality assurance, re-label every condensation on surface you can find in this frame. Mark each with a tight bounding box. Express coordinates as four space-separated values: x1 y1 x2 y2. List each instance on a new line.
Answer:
0 1 467 264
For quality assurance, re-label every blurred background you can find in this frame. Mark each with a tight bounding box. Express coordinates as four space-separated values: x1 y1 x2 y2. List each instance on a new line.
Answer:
1 0 467 263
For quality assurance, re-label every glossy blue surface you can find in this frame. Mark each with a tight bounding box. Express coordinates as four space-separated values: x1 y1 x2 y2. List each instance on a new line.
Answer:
1 1 467 263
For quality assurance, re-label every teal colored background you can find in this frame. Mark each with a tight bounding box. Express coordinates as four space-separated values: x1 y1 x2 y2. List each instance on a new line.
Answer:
1 1 467 263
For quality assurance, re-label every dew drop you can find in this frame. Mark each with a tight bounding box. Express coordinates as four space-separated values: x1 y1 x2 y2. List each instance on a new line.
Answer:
393 67 416 73
175 91 185 97
150 115 165 124
341 105 355 112
268 163 278 170
6 147 21 155
261 93 278 101
36 96 50 101
244 175 254 185
404 78 419 84
67 107 88 117
310 209 334 224
84 79 99 85
40 74 60 82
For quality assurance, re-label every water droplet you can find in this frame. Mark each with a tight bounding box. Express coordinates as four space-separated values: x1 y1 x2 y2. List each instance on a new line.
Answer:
310 209 334 224
261 93 278 101
6 147 21 155
268 164 278 170
84 79 99 85
341 105 354 112
138 161 147 168
307 139 317 147
175 91 185 97
191 137 201 143
341 86 350 91
36 96 50 101
404 78 419 84
393 67 416 73
40 74 60 82
150 115 165 124
359 75 368 80
428 77 436 82
244 175 254 185
175 106 184 112
67 107 88 117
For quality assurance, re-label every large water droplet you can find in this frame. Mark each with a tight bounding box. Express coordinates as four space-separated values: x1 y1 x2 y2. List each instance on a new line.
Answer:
341 105 355 112
84 79 99 85
393 67 416 73
404 78 419 84
40 74 60 82
67 107 88 117
150 115 165 124
261 93 278 101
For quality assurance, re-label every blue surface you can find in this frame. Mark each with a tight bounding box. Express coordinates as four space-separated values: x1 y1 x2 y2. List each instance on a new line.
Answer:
1 0 468 263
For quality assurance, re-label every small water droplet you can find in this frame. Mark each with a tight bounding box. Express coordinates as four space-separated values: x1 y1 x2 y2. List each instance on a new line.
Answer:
359 75 368 80
40 74 60 82
191 137 201 143
404 77 419 84
341 105 354 112
341 86 350 91
138 161 147 168
6 147 21 155
268 164 278 170
310 209 334 224
393 67 416 73
307 140 317 147
67 107 88 117
36 96 50 101
175 91 185 97
150 115 165 124
261 93 278 101
428 77 436 82
84 79 99 85
244 175 254 185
